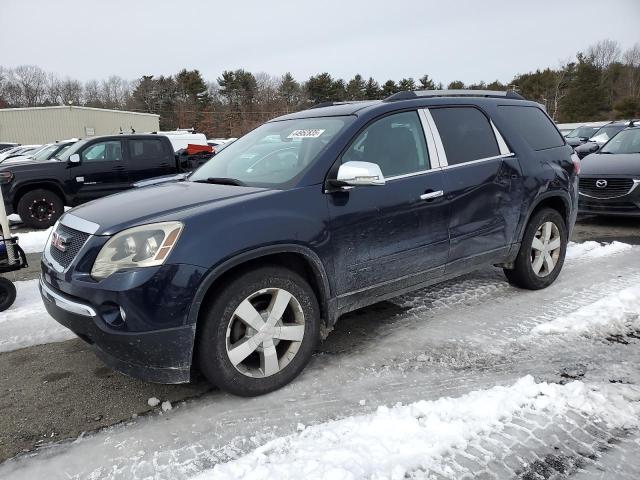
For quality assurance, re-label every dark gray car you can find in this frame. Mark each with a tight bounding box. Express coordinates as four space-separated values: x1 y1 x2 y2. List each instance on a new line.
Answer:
578 126 640 216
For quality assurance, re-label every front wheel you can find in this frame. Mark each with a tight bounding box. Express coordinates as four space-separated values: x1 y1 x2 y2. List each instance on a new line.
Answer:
504 208 567 290
197 266 321 396
0 277 17 312
16 189 64 229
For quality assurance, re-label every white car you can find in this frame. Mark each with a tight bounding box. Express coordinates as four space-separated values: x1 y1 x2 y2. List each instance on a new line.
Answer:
0 145 41 163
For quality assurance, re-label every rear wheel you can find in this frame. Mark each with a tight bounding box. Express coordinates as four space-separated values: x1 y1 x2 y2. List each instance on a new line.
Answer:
504 208 567 290
17 189 64 229
197 266 321 396
0 277 17 312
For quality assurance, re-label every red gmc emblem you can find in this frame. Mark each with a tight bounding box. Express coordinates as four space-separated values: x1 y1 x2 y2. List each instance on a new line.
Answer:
51 231 69 252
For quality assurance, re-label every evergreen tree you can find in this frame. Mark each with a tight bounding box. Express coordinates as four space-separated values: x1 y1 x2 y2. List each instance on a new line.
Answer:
447 80 465 89
419 74 436 90
364 77 380 99
398 77 416 91
278 72 301 108
306 73 335 103
561 54 607 121
346 74 366 100
381 80 398 97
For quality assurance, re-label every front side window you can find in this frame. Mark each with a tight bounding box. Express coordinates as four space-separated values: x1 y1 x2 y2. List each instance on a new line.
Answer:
431 107 500 165
190 117 349 187
342 111 429 177
81 141 122 162
600 129 640 154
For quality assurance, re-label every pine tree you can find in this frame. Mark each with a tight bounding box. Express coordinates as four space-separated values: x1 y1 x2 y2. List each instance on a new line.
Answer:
419 74 436 90
398 77 416 91
381 80 398 97
364 77 380 99
447 80 465 89
346 74 366 100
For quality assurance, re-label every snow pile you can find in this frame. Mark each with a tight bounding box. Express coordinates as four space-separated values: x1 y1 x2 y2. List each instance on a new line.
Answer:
532 285 640 337
0 279 73 353
193 376 640 480
566 240 632 261
9 227 53 254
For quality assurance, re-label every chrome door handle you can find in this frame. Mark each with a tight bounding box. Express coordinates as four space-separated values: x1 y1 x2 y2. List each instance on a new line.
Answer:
420 190 444 201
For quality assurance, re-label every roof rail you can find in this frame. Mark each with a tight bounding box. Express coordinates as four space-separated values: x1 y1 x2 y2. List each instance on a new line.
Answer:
309 100 374 109
383 89 525 102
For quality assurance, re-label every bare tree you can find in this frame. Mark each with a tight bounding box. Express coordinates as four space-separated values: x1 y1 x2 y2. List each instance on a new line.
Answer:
83 79 102 106
587 39 622 69
100 75 131 109
9 65 48 106
550 59 572 121
623 43 640 97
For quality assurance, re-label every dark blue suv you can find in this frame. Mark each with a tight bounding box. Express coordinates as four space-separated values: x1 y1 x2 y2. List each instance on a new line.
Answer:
40 90 579 396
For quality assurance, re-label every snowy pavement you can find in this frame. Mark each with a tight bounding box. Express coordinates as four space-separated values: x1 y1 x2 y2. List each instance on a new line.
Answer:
1 239 640 479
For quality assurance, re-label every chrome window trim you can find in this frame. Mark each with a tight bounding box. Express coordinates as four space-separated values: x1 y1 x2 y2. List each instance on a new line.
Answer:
386 168 441 182
421 108 449 167
39 276 97 317
60 213 100 235
417 109 443 169
491 120 511 155
440 153 515 170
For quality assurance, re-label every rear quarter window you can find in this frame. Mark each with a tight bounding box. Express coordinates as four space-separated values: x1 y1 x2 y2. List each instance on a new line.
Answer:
498 105 565 151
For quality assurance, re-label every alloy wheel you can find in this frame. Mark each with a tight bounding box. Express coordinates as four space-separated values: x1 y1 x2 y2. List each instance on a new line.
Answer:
225 288 305 378
29 198 56 222
530 221 562 277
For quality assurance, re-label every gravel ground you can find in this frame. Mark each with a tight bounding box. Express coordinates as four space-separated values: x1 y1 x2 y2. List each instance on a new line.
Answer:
0 216 639 478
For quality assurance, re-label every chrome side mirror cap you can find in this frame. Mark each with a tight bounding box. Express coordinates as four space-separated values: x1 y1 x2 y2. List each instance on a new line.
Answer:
335 161 385 187
68 153 80 164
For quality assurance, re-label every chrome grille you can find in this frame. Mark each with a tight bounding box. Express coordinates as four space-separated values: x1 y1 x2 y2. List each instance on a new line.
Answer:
48 224 90 269
579 177 634 198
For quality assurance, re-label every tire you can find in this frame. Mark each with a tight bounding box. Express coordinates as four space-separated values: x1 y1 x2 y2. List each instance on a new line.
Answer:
504 208 567 290
197 265 321 397
0 277 17 312
17 189 64 229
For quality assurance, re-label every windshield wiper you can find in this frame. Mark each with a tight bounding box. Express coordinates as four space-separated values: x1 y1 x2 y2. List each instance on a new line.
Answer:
192 177 246 186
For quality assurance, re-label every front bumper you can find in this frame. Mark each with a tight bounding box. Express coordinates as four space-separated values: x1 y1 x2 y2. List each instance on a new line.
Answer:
578 178 640 217
40 258 207 383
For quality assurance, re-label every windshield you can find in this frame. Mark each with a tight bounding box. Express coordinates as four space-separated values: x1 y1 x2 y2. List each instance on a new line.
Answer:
600 129 640 154
189 117 349 187
566 126 600 138
32 144 59 161
590 125 625 143
56 138 91 162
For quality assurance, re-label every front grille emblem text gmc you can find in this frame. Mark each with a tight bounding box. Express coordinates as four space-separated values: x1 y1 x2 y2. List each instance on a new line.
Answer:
51 231 70 252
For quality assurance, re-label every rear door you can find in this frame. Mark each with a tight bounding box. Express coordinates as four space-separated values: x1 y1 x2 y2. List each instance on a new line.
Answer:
70 139 130 204
426 106 523 269
126 138 176 183
327 110 450 299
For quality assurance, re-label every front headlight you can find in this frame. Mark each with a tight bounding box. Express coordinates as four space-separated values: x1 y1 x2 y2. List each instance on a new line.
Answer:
91 222 183 280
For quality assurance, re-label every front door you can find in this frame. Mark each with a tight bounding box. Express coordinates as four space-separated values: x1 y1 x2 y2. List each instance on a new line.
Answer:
69 139 130 204
327 111 450 301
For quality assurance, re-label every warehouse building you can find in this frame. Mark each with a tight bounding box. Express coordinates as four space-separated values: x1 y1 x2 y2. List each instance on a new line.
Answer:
0 106 160 144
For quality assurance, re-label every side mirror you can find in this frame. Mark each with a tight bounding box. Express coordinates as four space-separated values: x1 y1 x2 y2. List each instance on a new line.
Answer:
69 153 80 164
333 161 385 187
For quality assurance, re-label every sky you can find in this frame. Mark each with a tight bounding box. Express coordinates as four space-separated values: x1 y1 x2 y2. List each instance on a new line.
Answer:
1 0 639 86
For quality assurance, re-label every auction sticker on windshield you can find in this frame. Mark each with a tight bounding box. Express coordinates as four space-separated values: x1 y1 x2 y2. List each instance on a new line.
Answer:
287 129 325 139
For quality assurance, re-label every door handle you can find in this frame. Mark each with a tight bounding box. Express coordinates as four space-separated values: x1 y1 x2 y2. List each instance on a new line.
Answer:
420 190 444 201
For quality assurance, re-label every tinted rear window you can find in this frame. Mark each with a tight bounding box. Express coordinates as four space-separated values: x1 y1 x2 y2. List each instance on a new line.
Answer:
498 105 564 151
430 107 500 165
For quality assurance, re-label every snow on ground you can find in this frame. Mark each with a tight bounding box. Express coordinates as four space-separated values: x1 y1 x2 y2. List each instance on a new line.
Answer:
1 227 53 253
193 376 640 480
0 279 74 353
532 285 640 337
566 240 633 260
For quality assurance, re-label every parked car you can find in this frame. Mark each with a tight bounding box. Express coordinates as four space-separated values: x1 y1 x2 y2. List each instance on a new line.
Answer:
573 121 635 158
40 90 578 396
156 131 208 152
0 134 186 229
0 143 19 152
578 126 640 216
0 145 41 163
3 139 77 165
565 124 604 147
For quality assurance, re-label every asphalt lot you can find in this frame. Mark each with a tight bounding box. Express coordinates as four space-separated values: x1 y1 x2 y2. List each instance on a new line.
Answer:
0 214 638 463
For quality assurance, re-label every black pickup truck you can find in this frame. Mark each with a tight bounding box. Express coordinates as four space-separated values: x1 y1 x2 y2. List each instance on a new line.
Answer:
0 134 201 228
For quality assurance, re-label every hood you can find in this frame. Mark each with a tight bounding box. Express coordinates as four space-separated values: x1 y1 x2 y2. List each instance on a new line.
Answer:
0 155 34 165
580 153 640 176
66 181 269 235
566 137 585 147
0 157 64 171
